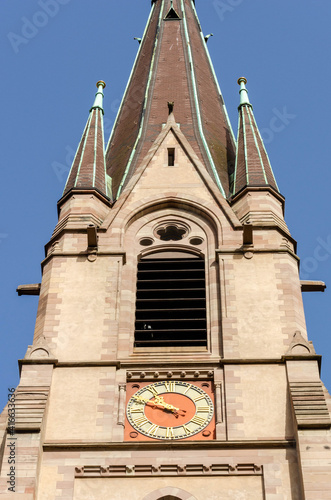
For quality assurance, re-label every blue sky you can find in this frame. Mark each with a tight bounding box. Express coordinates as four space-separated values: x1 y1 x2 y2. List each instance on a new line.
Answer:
0 0 330 411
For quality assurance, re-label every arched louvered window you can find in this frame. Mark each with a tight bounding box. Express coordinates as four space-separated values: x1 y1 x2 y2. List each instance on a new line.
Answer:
158 497 182 500
134 252 207 348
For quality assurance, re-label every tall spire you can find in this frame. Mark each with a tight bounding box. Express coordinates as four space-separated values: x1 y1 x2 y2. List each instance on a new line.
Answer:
63 81 110 200
232 77 279 197
106 0 236 200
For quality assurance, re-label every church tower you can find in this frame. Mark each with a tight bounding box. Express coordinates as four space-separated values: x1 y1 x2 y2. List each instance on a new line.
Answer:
1 1 330 499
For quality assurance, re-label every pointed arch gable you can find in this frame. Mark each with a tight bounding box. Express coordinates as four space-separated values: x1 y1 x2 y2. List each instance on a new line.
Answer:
142 486 198 500
100 115 241 233
124 196 221 236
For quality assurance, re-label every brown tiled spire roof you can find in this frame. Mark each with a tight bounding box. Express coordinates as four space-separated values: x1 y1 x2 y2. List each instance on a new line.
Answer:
63 81 110 200
232 78 279 197
106 0 236 200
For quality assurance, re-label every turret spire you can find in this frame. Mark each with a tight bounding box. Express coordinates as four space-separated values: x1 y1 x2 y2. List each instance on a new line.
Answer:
62 81 110 200
232 77 279 197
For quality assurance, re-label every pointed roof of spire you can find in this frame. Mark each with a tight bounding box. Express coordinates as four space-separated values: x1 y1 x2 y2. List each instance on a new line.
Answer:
106 0 236 200
62 81 111 200
232 77 280 197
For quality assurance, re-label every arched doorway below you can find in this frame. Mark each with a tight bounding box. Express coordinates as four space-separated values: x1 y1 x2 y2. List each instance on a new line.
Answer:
143 487 198 500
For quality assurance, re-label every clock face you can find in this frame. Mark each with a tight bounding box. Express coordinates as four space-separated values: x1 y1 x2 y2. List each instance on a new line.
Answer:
126 380 214 441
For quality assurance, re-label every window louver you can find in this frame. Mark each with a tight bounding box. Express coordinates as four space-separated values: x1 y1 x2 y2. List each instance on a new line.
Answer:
134 257 207 347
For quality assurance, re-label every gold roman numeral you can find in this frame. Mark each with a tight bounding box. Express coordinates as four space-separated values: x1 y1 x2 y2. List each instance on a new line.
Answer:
134 416 149 427
193 394 205 402
148 424 159 436
196 406 210 412
149 385 159 396
130 408 144 414
184 384 192 394
166 427 175 439
191 415 206 426
182 425 191 436
164 381 175 392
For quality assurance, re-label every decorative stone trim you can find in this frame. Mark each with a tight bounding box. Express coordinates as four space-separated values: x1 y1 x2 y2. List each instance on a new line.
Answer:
289 381 331 428
75 463 262 478
126 370 214 381
8 386 50 431
214 383 223 423
24 336 56 361
153 221 190 241
51 213 103 240
117 384 126 426
239 210 290 236
285 331 316 357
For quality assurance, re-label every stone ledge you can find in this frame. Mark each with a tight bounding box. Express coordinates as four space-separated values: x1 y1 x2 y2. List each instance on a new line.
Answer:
301 280 326 292
16 284 41 296
43 439 296 451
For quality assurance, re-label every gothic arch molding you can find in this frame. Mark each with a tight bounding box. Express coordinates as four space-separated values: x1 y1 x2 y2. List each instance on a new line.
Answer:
119 193 223 245
138 244 204 261
125 196 220 230
121 196 220 257
142 486 198 500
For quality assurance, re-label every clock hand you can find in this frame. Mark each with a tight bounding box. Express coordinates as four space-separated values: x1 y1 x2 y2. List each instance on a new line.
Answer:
153 396 187 417
153 395 179 411
132 395 186 417
132 395 178 411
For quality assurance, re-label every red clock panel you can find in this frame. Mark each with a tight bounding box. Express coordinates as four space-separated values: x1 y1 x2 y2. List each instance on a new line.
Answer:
124 380 215 441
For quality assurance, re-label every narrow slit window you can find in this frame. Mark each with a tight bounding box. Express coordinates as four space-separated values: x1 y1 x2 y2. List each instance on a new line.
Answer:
168 148 175 167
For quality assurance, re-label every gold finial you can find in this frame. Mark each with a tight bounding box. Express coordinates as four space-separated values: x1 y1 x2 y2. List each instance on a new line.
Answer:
96 80 106 89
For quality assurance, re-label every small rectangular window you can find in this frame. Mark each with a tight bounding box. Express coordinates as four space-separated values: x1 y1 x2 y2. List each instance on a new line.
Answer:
168 148 175 166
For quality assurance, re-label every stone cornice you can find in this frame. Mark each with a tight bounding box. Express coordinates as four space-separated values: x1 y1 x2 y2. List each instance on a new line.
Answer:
43 439 296 451
216 246 299 261
230 186 285 207
41 250 126 269
18 357 323 369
